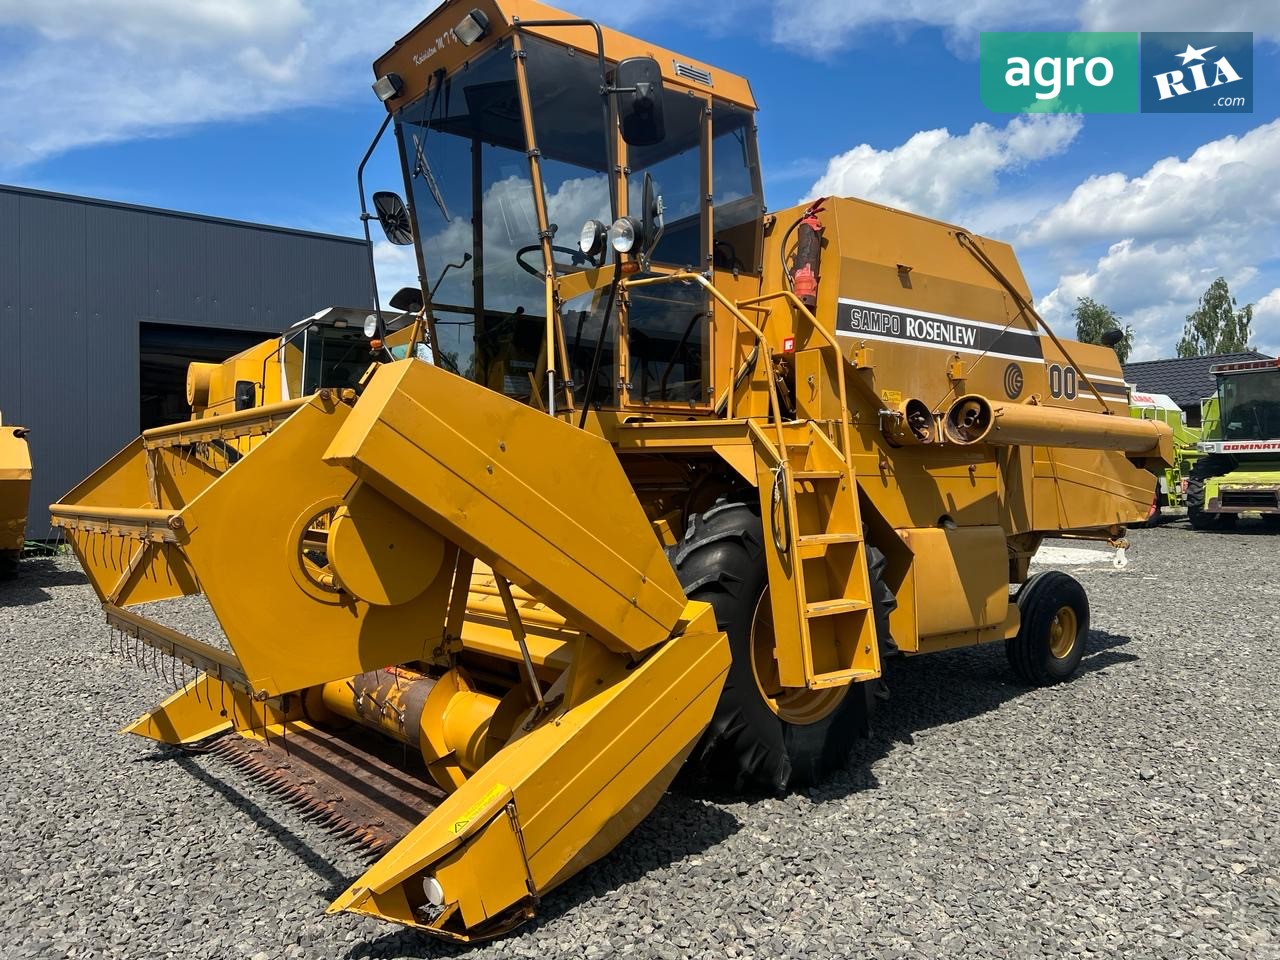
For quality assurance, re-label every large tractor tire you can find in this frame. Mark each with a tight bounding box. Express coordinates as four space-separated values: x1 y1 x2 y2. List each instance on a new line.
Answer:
670 497 894 791
1006 571 1089 686
1187 456 1236 530
0 549 18 579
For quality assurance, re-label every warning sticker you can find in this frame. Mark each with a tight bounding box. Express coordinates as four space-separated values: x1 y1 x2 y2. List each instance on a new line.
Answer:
450 784 508 835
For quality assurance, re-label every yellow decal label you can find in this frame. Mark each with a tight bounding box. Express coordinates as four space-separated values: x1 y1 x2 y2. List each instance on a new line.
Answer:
880 389 903 405
450 784 508 834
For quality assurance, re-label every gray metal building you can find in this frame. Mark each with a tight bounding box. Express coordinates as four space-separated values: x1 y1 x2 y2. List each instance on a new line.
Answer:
0 184 373 538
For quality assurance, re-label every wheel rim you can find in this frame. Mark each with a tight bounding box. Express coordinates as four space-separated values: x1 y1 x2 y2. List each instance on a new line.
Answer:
749 587 847 725
1048 605 1079 659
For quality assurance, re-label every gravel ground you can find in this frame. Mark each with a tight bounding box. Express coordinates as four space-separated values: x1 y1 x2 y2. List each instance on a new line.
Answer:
1 521 1278 960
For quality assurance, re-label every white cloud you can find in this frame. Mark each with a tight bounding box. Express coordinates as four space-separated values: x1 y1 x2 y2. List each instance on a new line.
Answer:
1036 238 1262 361
0 1 309 47
802 114 1081 223
1253 289 1280 357
768 0 1070 54
0 0 426 168
765 0 1280 54
1032 121 1280 360
1079 0 1280 37
372 240 419 307
1024 121 1280 247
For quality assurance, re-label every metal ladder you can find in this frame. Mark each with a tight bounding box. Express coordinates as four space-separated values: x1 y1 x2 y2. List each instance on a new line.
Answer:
737 290 881 691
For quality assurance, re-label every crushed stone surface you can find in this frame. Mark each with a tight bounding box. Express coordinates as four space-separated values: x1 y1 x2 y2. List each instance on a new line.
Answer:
1 520 1277 959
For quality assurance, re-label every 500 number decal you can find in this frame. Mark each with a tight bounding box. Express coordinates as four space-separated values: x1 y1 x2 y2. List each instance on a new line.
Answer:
1047 364 1079 400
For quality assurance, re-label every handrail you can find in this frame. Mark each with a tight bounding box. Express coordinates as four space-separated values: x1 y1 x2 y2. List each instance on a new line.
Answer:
622 273 789 461
737 289 856 464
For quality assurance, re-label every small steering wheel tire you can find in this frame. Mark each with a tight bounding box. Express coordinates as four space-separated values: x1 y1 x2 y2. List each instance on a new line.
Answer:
1006 571 1089 686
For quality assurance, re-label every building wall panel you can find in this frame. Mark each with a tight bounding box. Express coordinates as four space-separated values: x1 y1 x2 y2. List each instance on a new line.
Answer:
0 185 373 538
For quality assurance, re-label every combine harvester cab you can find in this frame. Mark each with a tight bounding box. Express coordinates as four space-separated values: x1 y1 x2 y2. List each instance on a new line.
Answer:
1189 357 1280 529
0 411 32 577
52 360 729 940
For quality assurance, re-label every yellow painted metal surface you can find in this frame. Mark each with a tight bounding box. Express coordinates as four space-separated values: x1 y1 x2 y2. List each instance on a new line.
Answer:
323 360 690 656
0 420 32 553
898 526 1009 639
374 0 757 116
49 4 1184 943
59 352 730 940
329 604 728 940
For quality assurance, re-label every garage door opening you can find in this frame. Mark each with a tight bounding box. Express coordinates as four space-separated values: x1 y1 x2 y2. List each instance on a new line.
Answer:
139 322 275 430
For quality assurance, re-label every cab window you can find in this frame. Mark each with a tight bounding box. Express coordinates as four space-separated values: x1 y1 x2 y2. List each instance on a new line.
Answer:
711 102 764 274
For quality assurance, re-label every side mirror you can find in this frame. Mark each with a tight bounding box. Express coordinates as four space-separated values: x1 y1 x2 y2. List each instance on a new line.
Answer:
615 57 666 147
1100 328 1125 349
372 191 414 245
389 286 424 313
639 171 664 266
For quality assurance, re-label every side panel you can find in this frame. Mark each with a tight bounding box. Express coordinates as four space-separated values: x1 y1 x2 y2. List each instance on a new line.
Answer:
896 526 1009 644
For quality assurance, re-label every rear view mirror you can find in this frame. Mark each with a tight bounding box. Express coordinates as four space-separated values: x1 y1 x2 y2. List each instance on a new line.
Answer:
389 286 424 313
615 57 665 146
373 191 414 245
639 171 665 266
1100 329 1124 349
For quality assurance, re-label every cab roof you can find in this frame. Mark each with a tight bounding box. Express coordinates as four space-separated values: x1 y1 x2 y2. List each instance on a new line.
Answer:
373 0 756 113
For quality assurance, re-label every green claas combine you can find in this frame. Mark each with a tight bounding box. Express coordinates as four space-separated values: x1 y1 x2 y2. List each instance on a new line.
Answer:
1128 390 1200 519
1188 356 1280 529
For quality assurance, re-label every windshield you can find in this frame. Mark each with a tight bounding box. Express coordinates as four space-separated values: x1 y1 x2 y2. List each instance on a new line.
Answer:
395 41 547 400
301 325 371 394
1219 369 1280 440
523 37 614 271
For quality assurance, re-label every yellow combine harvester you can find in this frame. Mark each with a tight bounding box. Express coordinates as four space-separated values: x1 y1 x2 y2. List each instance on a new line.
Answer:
52 0 1172 943
0 411 31 577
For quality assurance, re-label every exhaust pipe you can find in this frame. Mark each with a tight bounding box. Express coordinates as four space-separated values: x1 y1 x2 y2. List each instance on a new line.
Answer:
943 394 1171 459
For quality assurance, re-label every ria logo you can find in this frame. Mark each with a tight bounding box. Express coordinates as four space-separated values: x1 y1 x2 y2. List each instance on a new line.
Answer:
1141 33 1252 113
1153 42 1242 101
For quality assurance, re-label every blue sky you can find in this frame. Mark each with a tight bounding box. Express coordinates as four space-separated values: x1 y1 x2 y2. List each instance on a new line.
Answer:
2 0 1277 359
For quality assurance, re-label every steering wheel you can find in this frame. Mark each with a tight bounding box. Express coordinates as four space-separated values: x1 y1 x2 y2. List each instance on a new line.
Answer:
515 243 602 278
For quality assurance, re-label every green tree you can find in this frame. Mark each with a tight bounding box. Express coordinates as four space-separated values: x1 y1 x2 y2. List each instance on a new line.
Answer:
1176 277 1254 357
1073 296 1134 364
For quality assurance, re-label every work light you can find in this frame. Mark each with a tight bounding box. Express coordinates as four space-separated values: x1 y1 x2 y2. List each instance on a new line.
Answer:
608 217 641 254
579 219 606 257
453 9 490 46
371 73 403 102
364 314 378 338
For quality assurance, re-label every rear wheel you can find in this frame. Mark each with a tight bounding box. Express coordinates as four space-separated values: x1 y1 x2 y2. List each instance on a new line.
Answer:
0 550 18 579
671 498 894 791
1006 571 1089 686
1187 456 1235 530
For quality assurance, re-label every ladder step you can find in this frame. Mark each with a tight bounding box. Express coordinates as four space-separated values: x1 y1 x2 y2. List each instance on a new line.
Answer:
796 532 863 559
796 532 862 547
792 469 843 481
804 598 871 618
807 668 881 689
